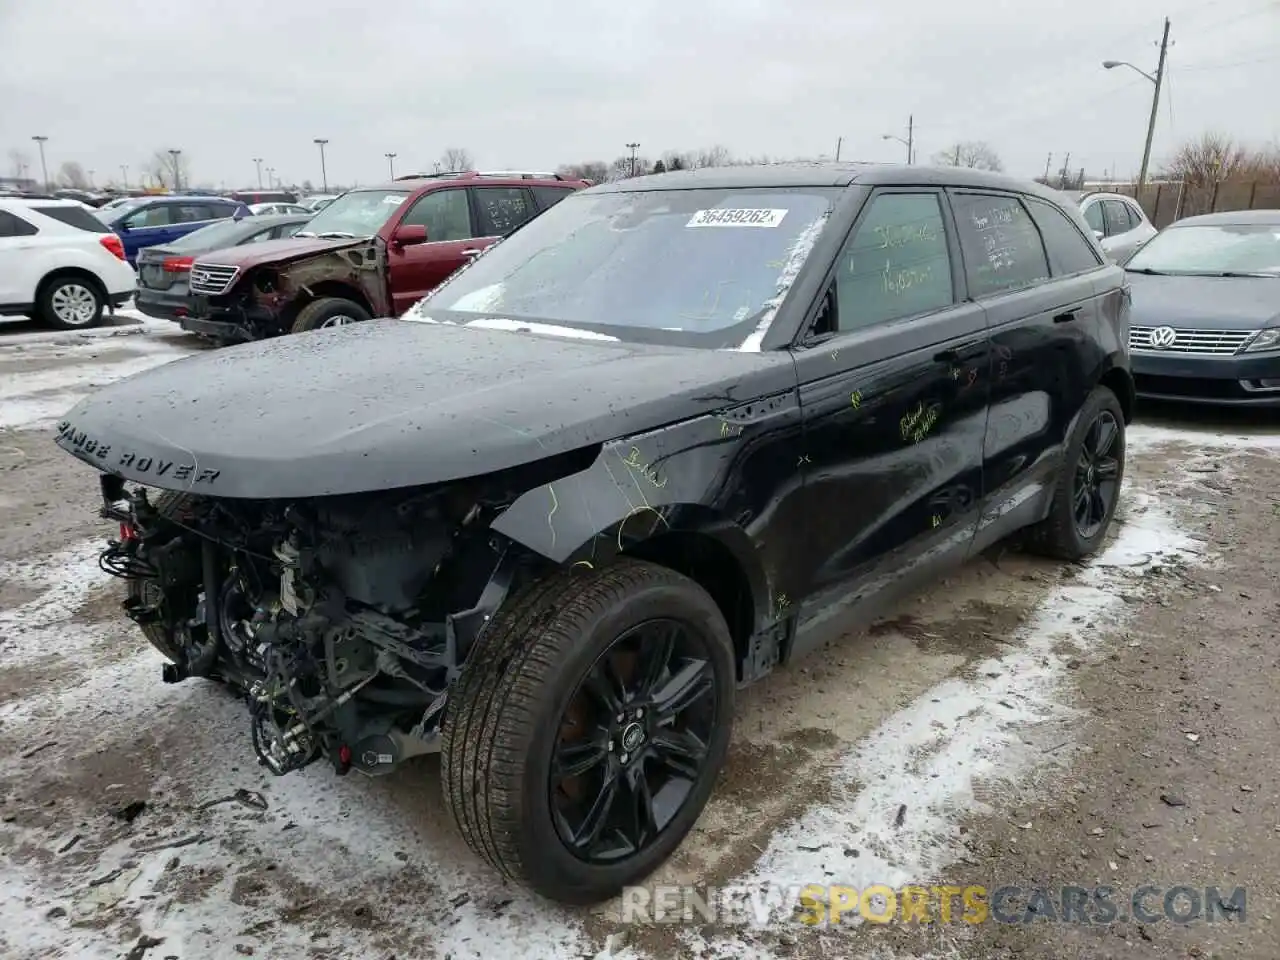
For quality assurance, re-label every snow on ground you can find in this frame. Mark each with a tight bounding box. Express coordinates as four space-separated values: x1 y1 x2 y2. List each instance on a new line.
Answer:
0 329 1272 959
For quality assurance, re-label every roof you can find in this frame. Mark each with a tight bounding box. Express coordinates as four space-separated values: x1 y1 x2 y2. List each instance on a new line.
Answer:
1170 208 1280 228
590 162 1074 203
0 197 90 209
146 194 236 203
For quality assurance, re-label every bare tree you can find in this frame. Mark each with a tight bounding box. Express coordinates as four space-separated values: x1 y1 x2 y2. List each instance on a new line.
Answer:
56 161 90 189
440 147 474 173
660 151 693 171
556 161 609 183
8 148 31 179
607 154 651 181
145 149 191 190
694 145 734 168
1161 132 1280 185
931 141 1004 172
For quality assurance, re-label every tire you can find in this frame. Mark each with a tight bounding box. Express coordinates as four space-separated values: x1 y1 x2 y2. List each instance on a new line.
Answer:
1024 384 1126 560
290 297 372 334
441 558 735 905
127 491 199 663
39 273 104 330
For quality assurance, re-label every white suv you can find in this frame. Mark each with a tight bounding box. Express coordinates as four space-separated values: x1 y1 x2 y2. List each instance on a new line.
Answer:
1063 191 1157 264
0 198 138 330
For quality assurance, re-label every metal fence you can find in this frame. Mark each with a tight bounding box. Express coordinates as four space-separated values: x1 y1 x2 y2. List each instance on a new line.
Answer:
1101 181 1280 228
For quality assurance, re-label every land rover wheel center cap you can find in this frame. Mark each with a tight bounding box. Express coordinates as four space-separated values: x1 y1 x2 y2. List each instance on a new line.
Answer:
621 722 646 752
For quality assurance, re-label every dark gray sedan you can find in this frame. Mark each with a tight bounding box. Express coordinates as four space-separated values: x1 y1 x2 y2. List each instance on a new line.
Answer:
1125 209 1280 406
135 214 311 321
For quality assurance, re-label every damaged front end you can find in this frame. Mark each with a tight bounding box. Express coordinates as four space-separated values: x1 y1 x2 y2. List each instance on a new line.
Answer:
95 465 537 779
185 238 390 343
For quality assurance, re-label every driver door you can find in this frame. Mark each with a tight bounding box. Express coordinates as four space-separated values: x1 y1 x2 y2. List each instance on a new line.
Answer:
386 186 477 314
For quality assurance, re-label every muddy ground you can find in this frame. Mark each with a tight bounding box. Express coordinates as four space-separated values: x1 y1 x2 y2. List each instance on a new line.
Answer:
1 321 1277 960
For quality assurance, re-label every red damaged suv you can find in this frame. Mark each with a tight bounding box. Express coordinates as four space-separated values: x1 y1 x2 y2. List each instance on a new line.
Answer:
181 170 588 343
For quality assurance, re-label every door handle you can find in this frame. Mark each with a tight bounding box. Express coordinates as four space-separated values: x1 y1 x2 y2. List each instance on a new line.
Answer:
1053 308 1081 323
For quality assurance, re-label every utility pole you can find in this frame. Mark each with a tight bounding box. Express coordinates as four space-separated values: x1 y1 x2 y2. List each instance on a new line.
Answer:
1043 152 1052 181
907 114 914 164
31 135 49 190
385 152 397 179
314 138 329 191
1059 152 1071 189
1138 18 1171 196
626 142 640 178
835 136 843 162
87 169 95 188
954 144 961 165
266 166 275 189
168 149 182 191
120 164 129 189
253 157 264 189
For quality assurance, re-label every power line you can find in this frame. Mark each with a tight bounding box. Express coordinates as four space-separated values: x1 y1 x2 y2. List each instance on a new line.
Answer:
1178 53 1280 71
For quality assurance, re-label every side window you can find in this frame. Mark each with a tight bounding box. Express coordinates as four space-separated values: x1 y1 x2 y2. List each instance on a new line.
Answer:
0 210 38 237
125 204 171 228
400 188 471 242
834 192 954 332
1125 202 1146 228
274 222 303 239
531 185 574 212
474 187 534 236
1025 198 1102 276
1081 201 1104 234
950 192 1050 297
1102 200 1131 236
242 227 274 244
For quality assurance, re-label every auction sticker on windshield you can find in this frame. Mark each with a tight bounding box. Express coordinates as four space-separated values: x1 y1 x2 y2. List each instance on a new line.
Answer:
687 208 788 228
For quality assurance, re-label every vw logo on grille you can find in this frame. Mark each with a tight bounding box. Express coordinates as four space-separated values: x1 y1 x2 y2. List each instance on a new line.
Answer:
1148 326 1178 348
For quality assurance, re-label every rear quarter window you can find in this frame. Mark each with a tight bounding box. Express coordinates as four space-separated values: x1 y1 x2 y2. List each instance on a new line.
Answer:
32 205 110 233
1025 198 1102 275
0 210 38 237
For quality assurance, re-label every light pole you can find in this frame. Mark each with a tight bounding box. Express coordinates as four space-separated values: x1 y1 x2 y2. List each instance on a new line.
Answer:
626 142 640 178
31 135 49 190
167 149 182 191
385 152 397 179
253 157 264 189
314 138 329 191
881 115 914 164
1103 17 1171 196
120 164 129 189
87 169 95 188
266 166 275 188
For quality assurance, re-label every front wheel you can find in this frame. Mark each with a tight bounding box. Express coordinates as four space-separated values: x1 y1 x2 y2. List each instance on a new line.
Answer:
1024 384 1126 560
290 297 372 333
441 558 735 904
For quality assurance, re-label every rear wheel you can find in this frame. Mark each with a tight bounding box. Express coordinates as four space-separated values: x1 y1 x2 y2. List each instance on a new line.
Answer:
1024 385 1126 560
290 297 372 333
441 558 735 904
39 274 104 330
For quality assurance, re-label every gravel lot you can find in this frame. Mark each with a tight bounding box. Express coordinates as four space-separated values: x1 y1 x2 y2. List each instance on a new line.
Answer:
1 320 1277 960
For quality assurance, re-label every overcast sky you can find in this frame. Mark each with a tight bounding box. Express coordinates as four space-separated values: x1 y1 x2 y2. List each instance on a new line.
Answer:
1 0 1276 190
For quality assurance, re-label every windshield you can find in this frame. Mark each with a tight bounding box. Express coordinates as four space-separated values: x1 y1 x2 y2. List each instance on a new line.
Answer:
96 197 144 221
1125 223 1280 276
166 218 249 251
295 190 405 238
407 187 838 349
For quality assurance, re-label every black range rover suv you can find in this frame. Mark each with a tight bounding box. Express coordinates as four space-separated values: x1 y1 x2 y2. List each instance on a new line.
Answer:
55 163 1132 905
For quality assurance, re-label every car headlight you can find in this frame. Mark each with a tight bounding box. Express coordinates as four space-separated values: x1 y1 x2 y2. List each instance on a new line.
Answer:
1243 329 1280 352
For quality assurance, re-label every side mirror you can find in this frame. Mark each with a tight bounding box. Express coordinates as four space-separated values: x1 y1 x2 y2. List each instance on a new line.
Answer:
1093 229 1104 241
393 224 428 246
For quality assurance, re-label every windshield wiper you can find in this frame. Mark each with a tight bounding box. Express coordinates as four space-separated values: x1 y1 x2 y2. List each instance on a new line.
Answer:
1214 271 1278 278
1125 267 1167 275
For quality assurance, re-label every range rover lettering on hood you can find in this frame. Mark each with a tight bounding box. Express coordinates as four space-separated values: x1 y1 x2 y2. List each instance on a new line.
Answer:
55 420 222 485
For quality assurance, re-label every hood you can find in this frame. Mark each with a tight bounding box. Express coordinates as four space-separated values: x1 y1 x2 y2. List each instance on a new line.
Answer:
1127 272 1280 330
191 234 365 269
54 320 791 499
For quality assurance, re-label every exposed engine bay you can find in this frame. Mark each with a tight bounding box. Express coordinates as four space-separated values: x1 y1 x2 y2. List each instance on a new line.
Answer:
96 472 532 779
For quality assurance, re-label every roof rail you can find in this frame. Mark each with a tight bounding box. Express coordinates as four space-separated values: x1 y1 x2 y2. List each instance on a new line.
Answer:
393 170 567 182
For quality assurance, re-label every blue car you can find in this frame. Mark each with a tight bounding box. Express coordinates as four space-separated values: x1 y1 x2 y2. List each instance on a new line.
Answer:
100 195 250 265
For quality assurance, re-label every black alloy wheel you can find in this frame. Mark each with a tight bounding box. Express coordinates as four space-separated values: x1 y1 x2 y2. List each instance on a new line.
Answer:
550 618 718 864
1073 410 1121 540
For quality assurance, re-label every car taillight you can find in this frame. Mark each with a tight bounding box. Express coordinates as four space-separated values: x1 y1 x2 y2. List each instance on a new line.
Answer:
100 234 125 261
162 256 194 273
